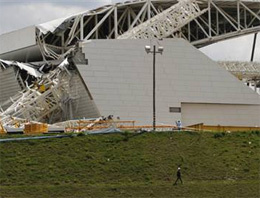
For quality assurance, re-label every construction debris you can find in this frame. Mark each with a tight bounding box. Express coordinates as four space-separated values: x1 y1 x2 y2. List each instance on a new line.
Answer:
0 0 259 135
0 59 42 78
0 59 71 125
0 46 89 126
24 123 48 134
0 122 6 134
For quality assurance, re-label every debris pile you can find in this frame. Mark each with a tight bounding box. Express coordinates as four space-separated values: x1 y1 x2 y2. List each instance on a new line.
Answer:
0 48 88 132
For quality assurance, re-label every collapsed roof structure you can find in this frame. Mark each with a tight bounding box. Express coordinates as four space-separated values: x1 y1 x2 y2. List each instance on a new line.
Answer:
0 0 260 128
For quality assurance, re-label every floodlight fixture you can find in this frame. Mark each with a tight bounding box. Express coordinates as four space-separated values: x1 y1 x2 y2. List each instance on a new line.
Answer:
158 46 164 53
145 45 151 53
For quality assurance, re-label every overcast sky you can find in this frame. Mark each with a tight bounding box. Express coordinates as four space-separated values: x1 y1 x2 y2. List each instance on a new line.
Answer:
0 0 259 62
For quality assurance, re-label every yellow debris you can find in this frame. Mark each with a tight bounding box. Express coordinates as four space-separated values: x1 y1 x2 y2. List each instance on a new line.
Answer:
24 123 48 134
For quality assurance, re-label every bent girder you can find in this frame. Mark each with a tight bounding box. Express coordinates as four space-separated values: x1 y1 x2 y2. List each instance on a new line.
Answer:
118 0 207 39
35 0 260 60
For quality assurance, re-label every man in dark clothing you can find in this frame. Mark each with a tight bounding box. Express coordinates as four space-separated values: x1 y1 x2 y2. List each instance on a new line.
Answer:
174 167 183 185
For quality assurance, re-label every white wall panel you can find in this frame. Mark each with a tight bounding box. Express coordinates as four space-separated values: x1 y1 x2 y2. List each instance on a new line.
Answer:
0 26 36 55
76 38 260 126
0 67 21 110
182 103 260 127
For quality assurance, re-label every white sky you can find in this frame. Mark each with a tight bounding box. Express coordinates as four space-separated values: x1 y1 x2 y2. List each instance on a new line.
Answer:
0 0 259 62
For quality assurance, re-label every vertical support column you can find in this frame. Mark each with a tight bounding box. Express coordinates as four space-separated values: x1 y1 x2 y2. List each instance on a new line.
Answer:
216 10 219 35
196 25 199 40
147 0 151 20
61 33 65 54
208 0 212 37
95 15 99 39
188 22 191 42
237 0 241 29
80 16 84 40
109 15 112 34
128 8 131 29
244 8 247 28
114 6 118 38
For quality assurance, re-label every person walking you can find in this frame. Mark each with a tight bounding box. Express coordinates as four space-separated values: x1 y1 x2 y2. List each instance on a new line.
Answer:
174 167 183 185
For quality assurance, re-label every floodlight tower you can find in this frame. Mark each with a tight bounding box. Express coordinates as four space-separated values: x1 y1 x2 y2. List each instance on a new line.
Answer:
145 45 164 131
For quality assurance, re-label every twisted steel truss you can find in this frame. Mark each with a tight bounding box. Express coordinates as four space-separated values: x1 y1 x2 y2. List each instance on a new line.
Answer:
219 61 260 80
0 59 73 125
118 0 207 39
36 0 260 60
1 0 260 126
219 61 260 94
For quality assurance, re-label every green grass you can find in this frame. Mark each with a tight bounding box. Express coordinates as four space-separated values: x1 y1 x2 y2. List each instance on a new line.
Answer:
0 131 259 197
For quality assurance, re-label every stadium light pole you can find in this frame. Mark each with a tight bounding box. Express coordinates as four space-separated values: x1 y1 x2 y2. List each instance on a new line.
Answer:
145 45 164 131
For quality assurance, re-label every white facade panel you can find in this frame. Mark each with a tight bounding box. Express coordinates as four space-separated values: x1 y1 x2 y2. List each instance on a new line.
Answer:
0 26 36 55
0 67 21 110
181 103 260 127
77 39 260 126
69 71 100 119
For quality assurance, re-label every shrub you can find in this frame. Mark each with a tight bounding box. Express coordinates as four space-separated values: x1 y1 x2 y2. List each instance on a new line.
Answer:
251 131 260 136
77 132 85 137
213 132 226 138
122 131 131 141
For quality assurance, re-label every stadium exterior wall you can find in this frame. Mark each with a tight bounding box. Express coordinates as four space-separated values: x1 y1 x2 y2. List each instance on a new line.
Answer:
76 38 260 127
0 67 21 109
181 103 260 127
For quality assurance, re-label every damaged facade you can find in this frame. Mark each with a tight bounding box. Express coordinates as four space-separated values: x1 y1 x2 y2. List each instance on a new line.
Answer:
0 0 260 128
0 49 100 125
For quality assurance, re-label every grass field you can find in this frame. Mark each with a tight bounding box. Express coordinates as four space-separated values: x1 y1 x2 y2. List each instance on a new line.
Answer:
0 131 259 197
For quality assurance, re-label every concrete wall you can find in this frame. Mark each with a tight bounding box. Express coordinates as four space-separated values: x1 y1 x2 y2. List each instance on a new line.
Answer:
0 67 21 110
181 103 260 127
70 70 100 119
0 26 42 62
77 39 260 126
0 26 36 55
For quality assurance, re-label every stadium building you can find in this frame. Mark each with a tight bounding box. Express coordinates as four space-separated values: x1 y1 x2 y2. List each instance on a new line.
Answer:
0 0 259 128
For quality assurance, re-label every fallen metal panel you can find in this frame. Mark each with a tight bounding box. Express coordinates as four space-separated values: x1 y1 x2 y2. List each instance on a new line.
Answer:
0 45 42 63
37 16 76 35
0 59 42 78
0 26 36 54
84 127 122 135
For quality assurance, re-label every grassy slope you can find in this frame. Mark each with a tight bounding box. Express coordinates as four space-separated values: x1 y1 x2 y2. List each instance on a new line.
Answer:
0 131 259 198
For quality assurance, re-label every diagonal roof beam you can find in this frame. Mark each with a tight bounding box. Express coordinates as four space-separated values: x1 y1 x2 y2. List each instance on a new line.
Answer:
240 2 260 22
211 2 239 31
84 8 114 41
129 2 148 30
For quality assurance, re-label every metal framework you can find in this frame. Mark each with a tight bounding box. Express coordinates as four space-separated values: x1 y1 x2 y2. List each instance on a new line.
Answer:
118 0 207 39
219 61 260 93
1 0 260 127
219 61 260 79
36 0 260 60
0 59 74 125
